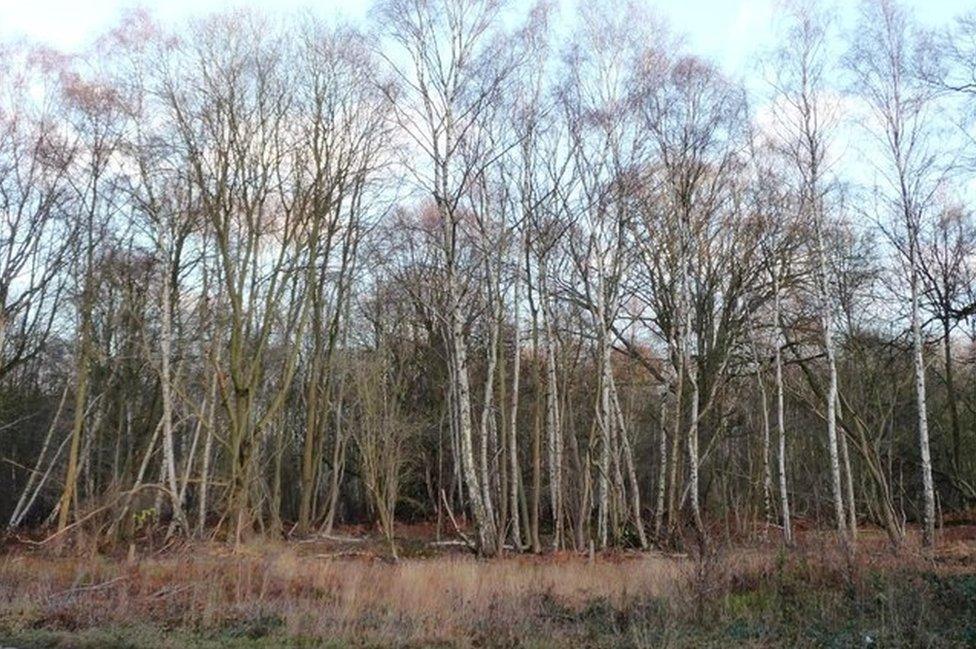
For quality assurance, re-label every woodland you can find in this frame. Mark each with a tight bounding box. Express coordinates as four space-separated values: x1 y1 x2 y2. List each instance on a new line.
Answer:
2 0 976 646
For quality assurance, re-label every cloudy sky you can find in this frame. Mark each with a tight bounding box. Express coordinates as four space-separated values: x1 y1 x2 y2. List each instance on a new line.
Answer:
0 0 968 79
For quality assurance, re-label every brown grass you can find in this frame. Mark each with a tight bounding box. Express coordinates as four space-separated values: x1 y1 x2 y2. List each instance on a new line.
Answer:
0 547 695 644
1 526 975 647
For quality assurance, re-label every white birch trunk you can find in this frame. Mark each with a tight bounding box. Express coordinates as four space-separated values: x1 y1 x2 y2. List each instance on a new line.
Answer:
687 365 704 536
478 262 500 534
817 221 847 536
610 374 647 548
654 399 668 540
508 250 524 549
910 238 936 547
773 275 793 545
543 288 562 551
453 305 497 554
597 327 612 549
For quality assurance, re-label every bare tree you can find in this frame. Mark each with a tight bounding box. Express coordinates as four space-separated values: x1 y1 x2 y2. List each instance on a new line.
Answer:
374 0 527 555
848 0 942 548
765 0 849 539
55 52 127 535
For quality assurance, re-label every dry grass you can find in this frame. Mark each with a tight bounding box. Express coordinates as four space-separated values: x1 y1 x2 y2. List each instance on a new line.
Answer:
0 547 694 645
1 527 975 647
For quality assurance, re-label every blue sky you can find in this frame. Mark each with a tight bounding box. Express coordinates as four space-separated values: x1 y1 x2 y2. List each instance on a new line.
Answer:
0 0 969 79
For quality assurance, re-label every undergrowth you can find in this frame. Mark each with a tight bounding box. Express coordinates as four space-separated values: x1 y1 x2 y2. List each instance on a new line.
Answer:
1 541 974 648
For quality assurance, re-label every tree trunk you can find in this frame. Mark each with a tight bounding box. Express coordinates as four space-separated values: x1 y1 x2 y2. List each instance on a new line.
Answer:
508 255 524 549
610 374 647 548
773 279 793 546
452 304 498 555
159 235 188 534
910 244 936 547
818 222 847 537
654 399 668 540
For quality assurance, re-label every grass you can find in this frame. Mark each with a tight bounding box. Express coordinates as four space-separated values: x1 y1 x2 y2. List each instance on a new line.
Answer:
1 529 975 647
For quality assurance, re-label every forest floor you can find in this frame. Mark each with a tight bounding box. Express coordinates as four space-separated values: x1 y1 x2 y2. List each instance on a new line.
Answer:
1 521 976 648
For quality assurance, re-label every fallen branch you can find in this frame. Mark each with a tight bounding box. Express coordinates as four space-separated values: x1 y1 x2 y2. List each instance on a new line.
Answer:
314 551 373 559
316 533 367 543
440 489 475 552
